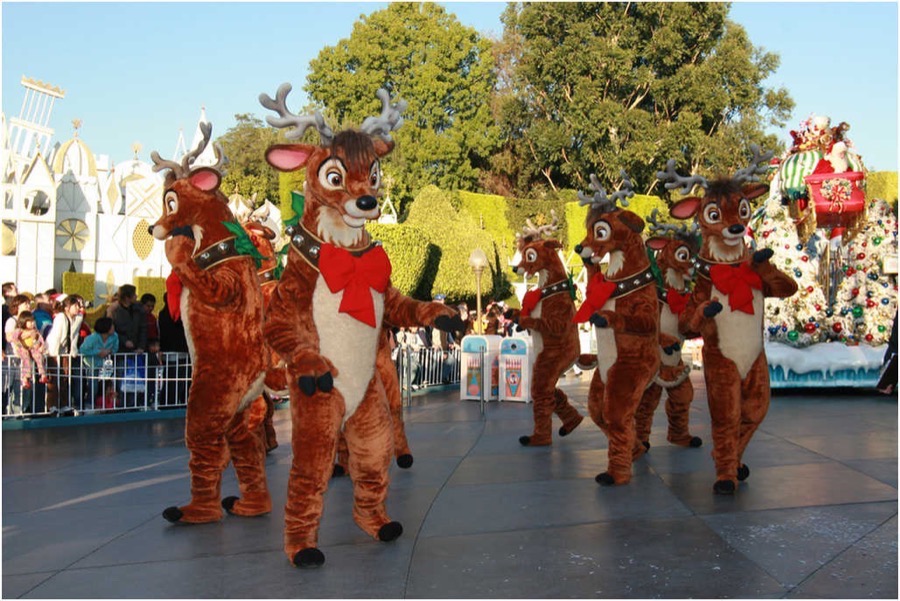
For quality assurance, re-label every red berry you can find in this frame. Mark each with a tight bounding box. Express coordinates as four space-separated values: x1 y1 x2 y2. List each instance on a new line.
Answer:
833 322 843 333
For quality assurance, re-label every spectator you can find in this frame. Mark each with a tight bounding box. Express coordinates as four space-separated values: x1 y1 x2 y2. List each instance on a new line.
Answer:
2 282 18 353
141 293 159 342
484 304 502 335
113 285 147 354
398 327 423 389
79 316 119 410
4 294 32 354
8 311 50 389
158 293 191 406
45 294 84 415
105 292 120 319
3 294 33 415
32 293 53 338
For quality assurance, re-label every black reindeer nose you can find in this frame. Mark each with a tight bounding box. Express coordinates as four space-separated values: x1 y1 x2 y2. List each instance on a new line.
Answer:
573 244 583 254
356 196 378 211
147 225 154 235
728 224 745 235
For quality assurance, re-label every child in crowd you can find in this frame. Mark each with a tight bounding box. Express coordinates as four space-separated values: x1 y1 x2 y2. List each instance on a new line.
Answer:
80 317 119 410
8 311 50 389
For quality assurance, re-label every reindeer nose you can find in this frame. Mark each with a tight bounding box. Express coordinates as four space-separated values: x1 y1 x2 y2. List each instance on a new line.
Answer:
147 225 154 235
356 196 378 211
728 224 745 235
573 244 583 254
511 266 519 275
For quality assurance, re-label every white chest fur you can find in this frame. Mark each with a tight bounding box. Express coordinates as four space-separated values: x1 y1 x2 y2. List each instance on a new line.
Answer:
594 298 617 384
312 275 383 422
530 299 544 358
711 287 764 379
658 304 683 366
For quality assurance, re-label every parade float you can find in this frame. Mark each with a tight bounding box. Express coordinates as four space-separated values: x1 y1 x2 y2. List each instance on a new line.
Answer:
750 115 898 387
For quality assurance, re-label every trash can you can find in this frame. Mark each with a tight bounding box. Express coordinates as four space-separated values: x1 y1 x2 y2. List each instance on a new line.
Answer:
499 337 533 403
460 335 503 401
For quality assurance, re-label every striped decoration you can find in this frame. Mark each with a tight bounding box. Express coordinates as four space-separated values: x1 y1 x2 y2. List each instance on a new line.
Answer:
779 150 866 200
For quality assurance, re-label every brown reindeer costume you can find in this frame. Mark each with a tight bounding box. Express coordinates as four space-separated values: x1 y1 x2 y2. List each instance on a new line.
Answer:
259 84 459 567
633 210 703 451
574 173 660 485
661 148 798 494
150 125 271 523
513 212 584 447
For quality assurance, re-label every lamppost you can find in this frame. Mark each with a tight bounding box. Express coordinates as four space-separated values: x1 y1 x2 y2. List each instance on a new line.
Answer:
468 248 488 335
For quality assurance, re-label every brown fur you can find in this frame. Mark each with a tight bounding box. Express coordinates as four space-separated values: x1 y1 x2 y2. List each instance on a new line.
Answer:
514 237 583 445
672 180 798 490
578 208 660 485
151 168 270 523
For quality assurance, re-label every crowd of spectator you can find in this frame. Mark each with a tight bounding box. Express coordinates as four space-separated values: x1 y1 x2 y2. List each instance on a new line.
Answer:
1 281 190 417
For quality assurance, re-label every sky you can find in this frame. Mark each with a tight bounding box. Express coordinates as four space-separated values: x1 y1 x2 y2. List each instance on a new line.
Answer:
2 2 897 173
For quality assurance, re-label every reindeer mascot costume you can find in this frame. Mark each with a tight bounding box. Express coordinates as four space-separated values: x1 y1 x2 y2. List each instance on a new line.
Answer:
513 212 584 446
150 125 271 523
633 209 703 451
660 147 798 495
574 173 660 486
258 83 459 568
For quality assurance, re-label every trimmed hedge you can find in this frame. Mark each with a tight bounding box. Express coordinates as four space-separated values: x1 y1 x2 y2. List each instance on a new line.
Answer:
866 171 898 211
367 222 440 299
458 190 514 266
135 276 166 316
278 170 307 224
62 272 95 306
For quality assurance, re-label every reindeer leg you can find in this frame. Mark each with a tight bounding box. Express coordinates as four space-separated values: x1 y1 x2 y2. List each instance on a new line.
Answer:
735 353 771 482
595 366 646 486
520 358 555 446
378 339 413 468
222 400 272 517
703 350 743 494
634 381 662 455
664 364 701 448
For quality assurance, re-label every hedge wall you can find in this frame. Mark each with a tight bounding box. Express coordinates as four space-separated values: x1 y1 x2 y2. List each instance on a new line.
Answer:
458 190 514 266
367 222 440 300
278 170 307 224
866 171 898 211
62 272 95 306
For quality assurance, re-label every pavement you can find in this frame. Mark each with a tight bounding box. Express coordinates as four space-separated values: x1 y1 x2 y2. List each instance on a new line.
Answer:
2 372 897 599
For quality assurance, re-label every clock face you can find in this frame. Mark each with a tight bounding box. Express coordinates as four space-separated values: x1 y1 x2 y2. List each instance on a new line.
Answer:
56 218 89 251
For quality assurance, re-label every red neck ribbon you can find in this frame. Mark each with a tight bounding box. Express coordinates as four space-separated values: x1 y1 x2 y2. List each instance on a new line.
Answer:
520 288 543 319
666 287 690 315
318 243 392 327
709 262 762 315
573 272 617 323
165 271 184 321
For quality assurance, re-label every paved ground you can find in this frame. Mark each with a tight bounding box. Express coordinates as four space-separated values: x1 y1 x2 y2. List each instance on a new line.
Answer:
2 372 897 598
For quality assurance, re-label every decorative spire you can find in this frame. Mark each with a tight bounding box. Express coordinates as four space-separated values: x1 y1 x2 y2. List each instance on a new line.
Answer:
72 119 82 137
131 141 142 160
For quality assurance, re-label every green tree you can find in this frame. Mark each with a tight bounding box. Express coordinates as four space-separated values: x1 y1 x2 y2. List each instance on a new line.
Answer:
492 2 794 197
305 3 500 214
217 114 281 204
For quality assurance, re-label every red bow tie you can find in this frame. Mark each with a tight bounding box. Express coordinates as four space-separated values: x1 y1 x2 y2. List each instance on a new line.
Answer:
709 262 762 315
574 272 617 323
520 288 543 319
666 287 690 315
165 271 184 321
319 243 392 327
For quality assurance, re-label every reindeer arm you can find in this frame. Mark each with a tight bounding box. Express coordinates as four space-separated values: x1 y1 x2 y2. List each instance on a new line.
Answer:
166 237 242 307
679 286 709 339
753 260 799 299
383 286 455 327
262 257 322 368
519 298 574 336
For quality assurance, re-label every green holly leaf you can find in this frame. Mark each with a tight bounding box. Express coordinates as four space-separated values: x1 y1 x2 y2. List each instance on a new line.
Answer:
222 220 270 269
284 192 305 227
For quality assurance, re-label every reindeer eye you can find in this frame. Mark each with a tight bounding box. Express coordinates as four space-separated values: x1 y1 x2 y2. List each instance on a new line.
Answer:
593 221 611 241
164 191 178 214
739 199 751 219
525 249 538 263
318 158 346 191
675 246 690 262
703 204 721 224
369 161 381 188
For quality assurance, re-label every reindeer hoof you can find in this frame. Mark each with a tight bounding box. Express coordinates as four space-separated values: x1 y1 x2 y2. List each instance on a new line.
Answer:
378 521 403 542
518 435 531 446
753 248 774 263
162 506 183 523
298 376 316 396
689 436 703 448
222 496 239 513
642 441 651 451
737 464 750 481
713 480 736 495
396 454 414 469
704 301 723 318
595 472 616 486
317 372 333 393
293 548 325 568
332 464 347 478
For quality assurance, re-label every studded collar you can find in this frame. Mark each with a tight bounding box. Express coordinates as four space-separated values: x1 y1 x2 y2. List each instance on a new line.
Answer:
193 237 246 271
692 255 747 280
536 278 574 302
608 265 656 299
285 223 380 272
258 267 277 286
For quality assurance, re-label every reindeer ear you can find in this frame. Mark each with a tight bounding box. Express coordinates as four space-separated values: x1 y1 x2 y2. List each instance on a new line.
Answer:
670 197 701 220
646 237 668 251
372 138 395 158
619 210 645 233
266 144 315 171
741 183 769 201
189 168 221 192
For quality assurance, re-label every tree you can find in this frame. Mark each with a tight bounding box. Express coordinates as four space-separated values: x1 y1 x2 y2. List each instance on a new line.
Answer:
216 114 281 205
492 2 794 197
304 3 500 214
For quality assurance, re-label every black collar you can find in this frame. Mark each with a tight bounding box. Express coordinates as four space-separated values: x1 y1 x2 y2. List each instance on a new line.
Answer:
537 278 574 301
608 266 656 299
193 237 245 271
285 223 379 272
693 255 747 280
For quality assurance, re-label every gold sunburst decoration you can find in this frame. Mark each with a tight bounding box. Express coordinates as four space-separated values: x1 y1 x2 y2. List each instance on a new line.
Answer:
56 218 89 251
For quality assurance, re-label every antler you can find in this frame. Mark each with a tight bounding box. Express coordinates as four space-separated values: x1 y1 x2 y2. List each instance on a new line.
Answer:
646 208 692 240
655 159 708 195
210 141 229 176
520 209 560 241
259 82 334 145
151 121 216 178
732 144 774 184
577 171 634 213
360 88 407 141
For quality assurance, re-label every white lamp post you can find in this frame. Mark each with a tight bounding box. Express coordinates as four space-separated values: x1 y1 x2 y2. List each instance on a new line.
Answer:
468 248 488 335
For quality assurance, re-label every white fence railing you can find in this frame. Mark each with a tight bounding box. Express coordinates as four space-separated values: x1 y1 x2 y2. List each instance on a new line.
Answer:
2 345 461 420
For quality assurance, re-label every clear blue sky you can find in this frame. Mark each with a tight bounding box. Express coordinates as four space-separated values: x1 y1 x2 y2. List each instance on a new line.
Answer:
2 2 897 172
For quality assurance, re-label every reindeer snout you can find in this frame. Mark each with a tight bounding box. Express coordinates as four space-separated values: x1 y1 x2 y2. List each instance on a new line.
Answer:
727 224 746 236
574 244 583 254
356 196 378 211
148 225 155 235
